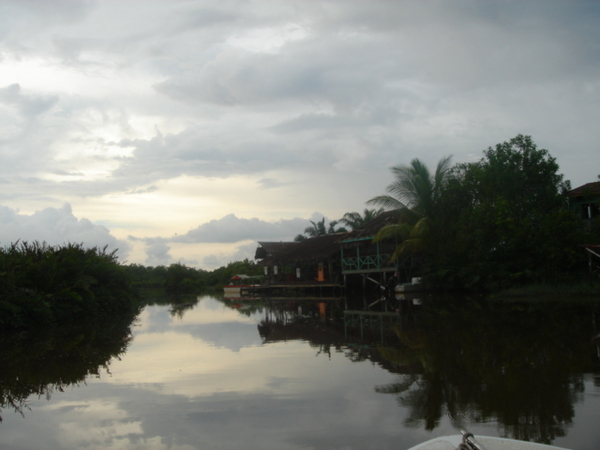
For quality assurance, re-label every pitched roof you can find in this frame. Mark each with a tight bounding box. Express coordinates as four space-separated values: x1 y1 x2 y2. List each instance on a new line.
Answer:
256 233 349 265
254 210 406 265
254 241 297 260
568 181 600 197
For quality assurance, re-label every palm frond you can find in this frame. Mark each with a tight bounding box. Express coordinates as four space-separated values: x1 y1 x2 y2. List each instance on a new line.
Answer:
367 194 407 211
373 223 412 242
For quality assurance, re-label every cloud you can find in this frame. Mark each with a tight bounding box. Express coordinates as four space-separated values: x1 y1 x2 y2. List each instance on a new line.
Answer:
0 0 599 269
0 203 130 260
0 83 59 117
142 239 173 266
171 214 310 244
201 241 263 269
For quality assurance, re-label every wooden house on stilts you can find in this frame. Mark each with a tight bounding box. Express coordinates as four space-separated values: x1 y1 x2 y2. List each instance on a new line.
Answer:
254 210 420 297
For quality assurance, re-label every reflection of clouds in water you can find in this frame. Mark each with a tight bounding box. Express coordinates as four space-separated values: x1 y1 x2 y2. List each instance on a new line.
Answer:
12 369 407 450
138 302 263 351
2 340 407 450
173 298 259 325
177 322 262 352
5 298 600 450
103 333 344 398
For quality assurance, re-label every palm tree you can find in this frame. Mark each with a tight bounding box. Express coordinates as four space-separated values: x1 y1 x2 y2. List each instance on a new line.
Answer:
368 156 452 220
327 220 347 234
299 218 347 241
304 218 327 238
340 208 385 230
367 156 452 261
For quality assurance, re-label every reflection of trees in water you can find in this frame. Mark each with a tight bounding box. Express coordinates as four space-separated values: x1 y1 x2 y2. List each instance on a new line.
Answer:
375 299 599 444
0 313 138 421
140 292 201 318
220 296 267 317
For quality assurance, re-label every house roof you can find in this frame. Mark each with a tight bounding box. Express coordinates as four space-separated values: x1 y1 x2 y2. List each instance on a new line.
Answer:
254 210 409 266
254 241 297 260
568 181 600 197
256 232 349 265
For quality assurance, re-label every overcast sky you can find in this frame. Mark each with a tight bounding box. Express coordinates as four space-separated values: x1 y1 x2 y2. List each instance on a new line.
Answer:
0 0 598 269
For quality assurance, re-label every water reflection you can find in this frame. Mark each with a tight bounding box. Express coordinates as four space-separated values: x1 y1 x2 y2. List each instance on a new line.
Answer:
217 294 600 445
0 313 137 421
373 298 600 444
1 294 599 449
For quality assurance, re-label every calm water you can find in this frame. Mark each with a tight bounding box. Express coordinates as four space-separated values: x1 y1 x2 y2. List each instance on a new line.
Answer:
1 294 600 450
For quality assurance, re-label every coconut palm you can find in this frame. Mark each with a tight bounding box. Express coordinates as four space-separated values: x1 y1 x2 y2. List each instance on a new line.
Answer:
368 156 452 220
297 218 347 241
304 218 327 237
327 220 347 234
367 156 452 260
340 208 385 230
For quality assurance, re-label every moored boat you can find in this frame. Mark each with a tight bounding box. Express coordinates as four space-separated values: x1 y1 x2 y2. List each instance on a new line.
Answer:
395 277 423 294
223 274 260 296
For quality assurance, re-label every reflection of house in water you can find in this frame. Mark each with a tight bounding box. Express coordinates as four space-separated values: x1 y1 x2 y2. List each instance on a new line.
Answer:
258 300 343 345
254 211 420 297
255 298 420 373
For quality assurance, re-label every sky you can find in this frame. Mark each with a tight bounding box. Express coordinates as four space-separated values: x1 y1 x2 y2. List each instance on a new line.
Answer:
0 0 599 270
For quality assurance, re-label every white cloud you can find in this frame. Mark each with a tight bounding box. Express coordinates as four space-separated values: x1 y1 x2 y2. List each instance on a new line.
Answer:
142 239 173 266
0 203 130 260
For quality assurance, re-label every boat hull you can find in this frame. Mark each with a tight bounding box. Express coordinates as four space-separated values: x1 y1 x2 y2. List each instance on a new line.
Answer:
223 284 260 296
407 435 571 450
223 286 241 296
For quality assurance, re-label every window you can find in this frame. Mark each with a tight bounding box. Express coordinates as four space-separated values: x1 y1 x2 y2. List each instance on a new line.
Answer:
582 203 599 219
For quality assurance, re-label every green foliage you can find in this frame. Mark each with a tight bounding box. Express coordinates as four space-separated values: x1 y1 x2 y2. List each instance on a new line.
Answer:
368 155 453 223
435 135 582 290
205 258 263 288
0 242 139 330
295 217 348 241
369 135 586 291
340 208 385 230
368 156 453 263
164 263 206 294
123 258 264 297
123 263 208 295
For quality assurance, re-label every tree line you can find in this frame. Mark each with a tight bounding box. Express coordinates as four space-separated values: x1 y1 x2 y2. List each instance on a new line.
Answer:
138 134 597 294
1 135 596 330
0 242 263 330
0 242 140 330
121 258 263 296
367 135 598 291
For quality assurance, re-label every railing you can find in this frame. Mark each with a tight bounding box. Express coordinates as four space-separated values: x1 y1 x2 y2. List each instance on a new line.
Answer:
342 254 392 272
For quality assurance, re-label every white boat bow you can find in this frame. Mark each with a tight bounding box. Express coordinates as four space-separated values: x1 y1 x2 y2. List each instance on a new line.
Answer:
408 431 571 450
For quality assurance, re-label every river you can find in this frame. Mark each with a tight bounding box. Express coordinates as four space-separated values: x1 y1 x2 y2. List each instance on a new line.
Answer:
1 294 599 450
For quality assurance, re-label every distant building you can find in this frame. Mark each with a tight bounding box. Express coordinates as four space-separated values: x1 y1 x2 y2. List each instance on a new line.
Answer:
568 181 600 222
254 210 417 296
568 181 600 273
